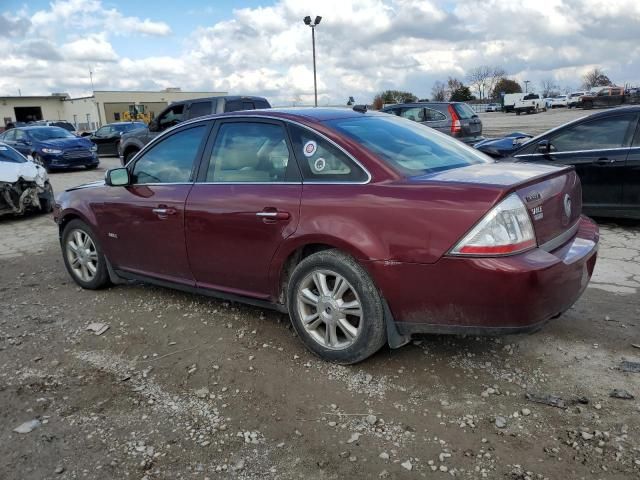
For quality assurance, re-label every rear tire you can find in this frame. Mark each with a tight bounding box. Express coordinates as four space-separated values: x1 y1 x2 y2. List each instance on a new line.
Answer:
287 249 386 364
61 219 111 290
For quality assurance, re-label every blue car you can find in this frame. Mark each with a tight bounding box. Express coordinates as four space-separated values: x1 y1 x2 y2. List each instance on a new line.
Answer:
0 126 98 171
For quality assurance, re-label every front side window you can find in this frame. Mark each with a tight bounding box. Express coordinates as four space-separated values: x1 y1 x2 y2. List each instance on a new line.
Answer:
158 105 184 131
2 130 16 141
549 114 635 152
0 144 26 163
206 122 291 182
288 124 368 182
399 107 425 122
132 125 206 184
424 108 447 122
326 115 490 176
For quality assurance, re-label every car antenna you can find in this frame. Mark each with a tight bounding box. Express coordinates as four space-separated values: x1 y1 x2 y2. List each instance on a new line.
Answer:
352 104 368 113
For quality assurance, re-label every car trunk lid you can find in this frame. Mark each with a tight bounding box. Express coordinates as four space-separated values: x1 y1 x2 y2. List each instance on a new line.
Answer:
414 161 582 247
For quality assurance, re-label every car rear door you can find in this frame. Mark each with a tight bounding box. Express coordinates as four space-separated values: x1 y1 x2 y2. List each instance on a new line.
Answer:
515 112 636 211
185 119 302 299
95 123 211 285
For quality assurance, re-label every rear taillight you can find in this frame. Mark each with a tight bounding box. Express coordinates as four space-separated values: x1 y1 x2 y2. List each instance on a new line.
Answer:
450 193 536 256
448 104 461 134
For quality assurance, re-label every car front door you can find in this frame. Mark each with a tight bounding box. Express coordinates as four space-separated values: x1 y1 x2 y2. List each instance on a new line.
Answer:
95 123 210 285
185 119 302 298
515 113 637 211
623 120 640 214
91 126 114 155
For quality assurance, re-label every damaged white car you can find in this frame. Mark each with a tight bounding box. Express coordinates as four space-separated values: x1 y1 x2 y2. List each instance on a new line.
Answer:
0 142 54 217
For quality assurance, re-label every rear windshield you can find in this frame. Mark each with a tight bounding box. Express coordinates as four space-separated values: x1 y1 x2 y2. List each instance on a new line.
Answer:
326 115 491 176
453 103 476 119
52 121 75 131
0 144 26 163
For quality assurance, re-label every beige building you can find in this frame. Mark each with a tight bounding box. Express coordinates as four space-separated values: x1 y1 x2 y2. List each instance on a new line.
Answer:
1 89 227 132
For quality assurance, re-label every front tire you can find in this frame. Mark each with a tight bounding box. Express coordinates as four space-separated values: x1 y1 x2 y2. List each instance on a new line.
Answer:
287 250 386 364
61 219 111 290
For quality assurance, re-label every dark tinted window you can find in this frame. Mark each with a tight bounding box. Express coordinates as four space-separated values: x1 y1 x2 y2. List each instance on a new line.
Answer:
158 104 184 131
188 101 212 119
242 101 255 110
52 121 75 131
326 115 489 176
424 108 447 121
225 100 242 112
206 122 290 182
132 125 206 184
549 114 635 151
0 144 26 163
288 124 368 182
254 100 270 109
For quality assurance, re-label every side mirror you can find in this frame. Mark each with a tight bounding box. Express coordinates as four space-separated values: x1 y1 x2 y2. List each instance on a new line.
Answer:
148 119 159 132
537 140 551 155
105 168 130 187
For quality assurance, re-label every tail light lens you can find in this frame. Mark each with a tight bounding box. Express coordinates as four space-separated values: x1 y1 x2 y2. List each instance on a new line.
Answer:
450 193 536 256
448 104 461 134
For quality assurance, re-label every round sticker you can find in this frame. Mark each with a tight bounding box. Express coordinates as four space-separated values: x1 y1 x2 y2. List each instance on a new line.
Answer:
313 157 326 172
303 140 317 157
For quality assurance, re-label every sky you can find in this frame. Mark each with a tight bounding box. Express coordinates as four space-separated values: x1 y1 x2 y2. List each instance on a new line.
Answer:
1 0 639 106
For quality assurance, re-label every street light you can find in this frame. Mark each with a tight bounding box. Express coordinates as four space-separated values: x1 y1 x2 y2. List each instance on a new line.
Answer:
303 15 322 107
524 80 530 93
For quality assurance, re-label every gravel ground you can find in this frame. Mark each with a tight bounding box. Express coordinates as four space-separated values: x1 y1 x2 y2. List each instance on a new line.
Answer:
1 114 639 480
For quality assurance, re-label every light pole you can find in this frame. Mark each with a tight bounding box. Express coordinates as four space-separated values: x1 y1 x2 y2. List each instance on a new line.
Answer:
303 15 322 107
524 80 530 93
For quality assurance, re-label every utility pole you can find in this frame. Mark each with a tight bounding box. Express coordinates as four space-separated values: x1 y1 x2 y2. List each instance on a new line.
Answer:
303 16 322 107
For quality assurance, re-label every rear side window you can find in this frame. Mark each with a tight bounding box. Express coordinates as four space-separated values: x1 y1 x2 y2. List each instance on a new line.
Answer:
453 103 476 119
424 108 447 121
399 107 425 122
549 114 636 152
254 100 270 109
206 122 291 182
225 100 242 112
288 124 368 182
326 115 489 176
158 104 185 131
188 101 212 119
132 125 206 184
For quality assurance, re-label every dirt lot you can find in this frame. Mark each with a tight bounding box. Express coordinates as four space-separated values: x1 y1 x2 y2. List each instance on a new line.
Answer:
1 113 640 480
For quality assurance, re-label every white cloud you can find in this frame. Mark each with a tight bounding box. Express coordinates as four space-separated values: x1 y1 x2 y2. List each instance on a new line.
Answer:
0 0 639 105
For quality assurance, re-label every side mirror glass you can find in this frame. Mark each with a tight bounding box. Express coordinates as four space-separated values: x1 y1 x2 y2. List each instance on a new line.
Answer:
105 168 130 187
537 140 551 154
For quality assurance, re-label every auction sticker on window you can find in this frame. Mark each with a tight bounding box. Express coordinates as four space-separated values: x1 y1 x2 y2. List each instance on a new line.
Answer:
303 140 317 157
313 157 326 172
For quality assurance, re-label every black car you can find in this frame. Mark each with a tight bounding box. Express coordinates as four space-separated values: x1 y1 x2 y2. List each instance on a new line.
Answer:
381 102 483 144
89 121 146 156
479 106 640 219
118 95 271 165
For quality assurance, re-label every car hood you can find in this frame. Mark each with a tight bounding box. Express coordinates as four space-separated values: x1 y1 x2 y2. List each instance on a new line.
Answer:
411 161 569 188
39 137 92 149
0 160 48 187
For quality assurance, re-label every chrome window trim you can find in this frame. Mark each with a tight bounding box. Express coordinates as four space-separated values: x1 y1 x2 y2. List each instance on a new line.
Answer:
539 221 580 252
177 114 373 185
515 146 632 158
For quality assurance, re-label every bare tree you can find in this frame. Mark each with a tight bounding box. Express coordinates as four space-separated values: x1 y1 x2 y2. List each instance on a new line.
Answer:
447 77 463 94
487 67 506 100
468 66 501 100
540 78 559 97
581 68 612 90
431 81 447 101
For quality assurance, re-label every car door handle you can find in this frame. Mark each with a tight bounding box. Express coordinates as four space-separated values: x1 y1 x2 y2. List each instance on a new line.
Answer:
595 157 615 165
152 207 177 216
256 210 290 221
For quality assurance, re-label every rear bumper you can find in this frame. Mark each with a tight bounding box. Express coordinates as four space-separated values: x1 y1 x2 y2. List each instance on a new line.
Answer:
368 215 599 335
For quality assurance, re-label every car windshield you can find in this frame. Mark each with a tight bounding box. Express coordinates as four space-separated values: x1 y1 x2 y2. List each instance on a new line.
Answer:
0 144 26 163
28 127 75 141
326 115 491 176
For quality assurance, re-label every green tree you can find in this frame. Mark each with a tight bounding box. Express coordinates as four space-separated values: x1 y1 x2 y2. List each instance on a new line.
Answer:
450 86 473 102
491 78 522 99
372 90 418 109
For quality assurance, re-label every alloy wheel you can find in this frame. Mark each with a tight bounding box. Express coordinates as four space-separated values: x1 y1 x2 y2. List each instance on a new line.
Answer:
296 269 362 350
66 229 99 282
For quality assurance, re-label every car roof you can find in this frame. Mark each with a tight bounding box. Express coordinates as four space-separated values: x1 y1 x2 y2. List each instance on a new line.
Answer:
106 121 146 125
181 107 389 125
170 95 269 106
14 125 67 130
382 102 460 108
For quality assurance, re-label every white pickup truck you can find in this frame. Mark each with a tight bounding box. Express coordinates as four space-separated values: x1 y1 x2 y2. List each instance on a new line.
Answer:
514 93 545 115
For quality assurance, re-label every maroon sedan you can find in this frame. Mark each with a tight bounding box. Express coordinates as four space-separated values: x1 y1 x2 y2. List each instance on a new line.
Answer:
53 108 599 363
